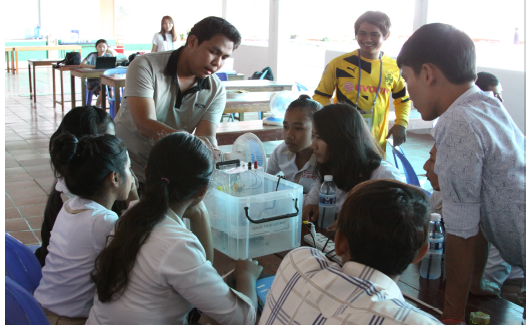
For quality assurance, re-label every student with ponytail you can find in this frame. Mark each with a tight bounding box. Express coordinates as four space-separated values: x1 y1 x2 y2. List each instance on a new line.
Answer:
34 133 137 324
87 132 262 325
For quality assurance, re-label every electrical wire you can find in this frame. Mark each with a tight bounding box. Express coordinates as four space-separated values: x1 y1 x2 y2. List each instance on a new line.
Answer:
304 223 317 248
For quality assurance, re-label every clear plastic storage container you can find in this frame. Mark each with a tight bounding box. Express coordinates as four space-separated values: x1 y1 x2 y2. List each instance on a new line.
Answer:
204 168 303 260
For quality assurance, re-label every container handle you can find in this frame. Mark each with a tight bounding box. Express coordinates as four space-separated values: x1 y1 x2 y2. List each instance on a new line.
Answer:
244 198 299 224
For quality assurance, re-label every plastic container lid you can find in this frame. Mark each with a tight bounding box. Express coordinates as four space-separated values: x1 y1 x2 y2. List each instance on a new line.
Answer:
430 213 441 221
324 175 333 181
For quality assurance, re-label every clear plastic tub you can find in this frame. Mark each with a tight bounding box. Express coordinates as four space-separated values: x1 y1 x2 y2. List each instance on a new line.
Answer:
204 170 303 259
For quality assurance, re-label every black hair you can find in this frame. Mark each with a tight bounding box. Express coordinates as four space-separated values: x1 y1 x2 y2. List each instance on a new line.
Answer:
313 103 382 193
92 132 213 302
50 133 127 198
95 39 108 49
49 106 114 178
397 23 476 85
355 11 391 36
475 71 499 91
185 16 241 50
286 94 322 121
337 179 430 277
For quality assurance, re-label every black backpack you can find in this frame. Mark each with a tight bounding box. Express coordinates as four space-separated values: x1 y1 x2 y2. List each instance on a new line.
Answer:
250 66 274 81
54 52 81 67
120 52 144 66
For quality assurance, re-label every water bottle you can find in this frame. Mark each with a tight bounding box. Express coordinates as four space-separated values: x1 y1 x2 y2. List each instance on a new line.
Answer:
420 213 444 279
34 25 41 40
318 175 337 229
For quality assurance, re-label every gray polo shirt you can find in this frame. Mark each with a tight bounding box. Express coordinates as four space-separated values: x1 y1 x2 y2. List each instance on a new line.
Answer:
115 47 226 182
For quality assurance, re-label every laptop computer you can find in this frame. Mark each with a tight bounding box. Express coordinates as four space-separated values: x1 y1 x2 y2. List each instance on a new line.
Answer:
95 57 116 69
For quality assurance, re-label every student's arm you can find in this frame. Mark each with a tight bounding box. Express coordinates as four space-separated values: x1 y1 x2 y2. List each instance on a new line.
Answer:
312 59 337 106
386 70 411 147
184 201 213 264
106 48 118 57
233 258 262 311
195 120 218 148
151 44 158 53
194 82 226 148
128 96 178 140
79 57 95 69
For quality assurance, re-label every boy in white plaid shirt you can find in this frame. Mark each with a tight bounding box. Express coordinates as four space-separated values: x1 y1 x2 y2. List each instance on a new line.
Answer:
259 179 442 325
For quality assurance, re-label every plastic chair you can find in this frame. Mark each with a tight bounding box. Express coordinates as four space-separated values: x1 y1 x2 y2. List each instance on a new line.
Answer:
103 68 127 119
5 276 49 325
86 91 93 106
215 72 228 81
390 145 421 187
295 82 308 91
5 233 43 294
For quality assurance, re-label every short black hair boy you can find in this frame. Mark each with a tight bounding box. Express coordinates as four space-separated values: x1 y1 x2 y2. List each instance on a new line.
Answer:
186 16 241 50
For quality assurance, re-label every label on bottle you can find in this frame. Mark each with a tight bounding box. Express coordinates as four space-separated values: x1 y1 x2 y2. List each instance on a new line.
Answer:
428 236 444 254
319 194 336 207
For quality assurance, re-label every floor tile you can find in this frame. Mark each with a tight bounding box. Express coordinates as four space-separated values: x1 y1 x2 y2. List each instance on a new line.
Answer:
18 204 46 218
6 218 31 232
12 195 49 207
6 207 23 220
4 179 41 190
26 216 45 229
6 186 48 198
8 230 40 245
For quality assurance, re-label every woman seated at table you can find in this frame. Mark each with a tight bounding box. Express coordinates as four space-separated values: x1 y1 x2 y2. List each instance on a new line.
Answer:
80 39 117 108
302 103 402 228
267 95 322 201
151 16 179 52
87 132 261 325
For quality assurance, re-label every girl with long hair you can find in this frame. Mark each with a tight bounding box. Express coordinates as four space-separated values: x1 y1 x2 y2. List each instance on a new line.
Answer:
151 15 179 52
34 106 118 267
302 103 402 227
34 134 137 324
87 132 262 325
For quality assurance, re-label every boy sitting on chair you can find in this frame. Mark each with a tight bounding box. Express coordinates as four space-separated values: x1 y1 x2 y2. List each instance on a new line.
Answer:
259 179 441 325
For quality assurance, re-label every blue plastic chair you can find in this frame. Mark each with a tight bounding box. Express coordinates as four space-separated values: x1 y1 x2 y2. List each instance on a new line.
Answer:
5 233 43 295
5 276 49 325
295 82 308 91
390 145 421 187
215 72 228 81
86 91 93 106
103 68 127 119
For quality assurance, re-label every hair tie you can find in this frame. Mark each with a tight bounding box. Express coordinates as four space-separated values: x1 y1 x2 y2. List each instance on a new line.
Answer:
161 178 170 184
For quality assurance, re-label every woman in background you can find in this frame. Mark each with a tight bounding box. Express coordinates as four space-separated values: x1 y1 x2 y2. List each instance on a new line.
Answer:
151 16 179 52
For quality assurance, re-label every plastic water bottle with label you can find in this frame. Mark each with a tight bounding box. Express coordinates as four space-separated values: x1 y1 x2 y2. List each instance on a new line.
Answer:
318 175 337 229
420 213 444 279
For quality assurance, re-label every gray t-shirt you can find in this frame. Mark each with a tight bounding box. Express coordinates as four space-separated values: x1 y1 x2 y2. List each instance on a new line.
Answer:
115 48 226 182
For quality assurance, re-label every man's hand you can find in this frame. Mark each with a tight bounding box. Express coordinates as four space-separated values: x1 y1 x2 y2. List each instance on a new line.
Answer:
386 124 407 147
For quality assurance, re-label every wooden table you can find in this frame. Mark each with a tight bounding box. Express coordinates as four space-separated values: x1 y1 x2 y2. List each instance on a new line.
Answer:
27 59 62 103
70 68 106 107
5 47 15 74
225 92 276 120
100 73 126 113
223 80 293 92
216 120 283 145
52 65 81 111
13 45 82 74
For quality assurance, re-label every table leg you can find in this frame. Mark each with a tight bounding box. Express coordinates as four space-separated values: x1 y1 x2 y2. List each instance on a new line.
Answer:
15 51 19 74
81 76 87 107
11 50 15 74
33 64 37 103
239 112 245 121
101 83 107 111
6 51 10 73
28 63 32 99
60 70 65 111
116 86 122 112
52 67 56 107
71 73 76 108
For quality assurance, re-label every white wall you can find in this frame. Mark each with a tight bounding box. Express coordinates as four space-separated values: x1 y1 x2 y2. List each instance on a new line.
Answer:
40 0 101 40
4 0 39 39
231 45 269 79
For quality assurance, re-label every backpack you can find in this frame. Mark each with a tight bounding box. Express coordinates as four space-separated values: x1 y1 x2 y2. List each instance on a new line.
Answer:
119 52 145 66
54 52 81 67
250 66 274 81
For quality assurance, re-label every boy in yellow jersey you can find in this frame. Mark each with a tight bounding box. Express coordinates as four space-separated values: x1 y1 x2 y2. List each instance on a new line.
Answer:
313 11 410 152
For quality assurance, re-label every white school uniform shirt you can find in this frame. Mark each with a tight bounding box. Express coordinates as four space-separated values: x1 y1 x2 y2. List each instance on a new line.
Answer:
152 32 179 52
266 142 317 194
306 161 403 216
34 197 118 318
259 247 442 325
86 208 256 325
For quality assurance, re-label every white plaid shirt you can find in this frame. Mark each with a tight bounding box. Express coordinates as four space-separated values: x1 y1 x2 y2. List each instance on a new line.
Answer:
259 247 442 325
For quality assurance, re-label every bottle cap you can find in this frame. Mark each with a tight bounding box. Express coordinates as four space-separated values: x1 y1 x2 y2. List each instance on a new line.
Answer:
430 213 441 221
324 175 333 181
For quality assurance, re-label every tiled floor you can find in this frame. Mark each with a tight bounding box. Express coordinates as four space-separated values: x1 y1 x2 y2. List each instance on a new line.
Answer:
4 67 434 245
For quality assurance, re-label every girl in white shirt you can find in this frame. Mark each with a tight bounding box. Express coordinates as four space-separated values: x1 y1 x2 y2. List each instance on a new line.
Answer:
267 95 322 195
302 103 402 227
34 133 138 324
151 15 179 52
88 132 262 325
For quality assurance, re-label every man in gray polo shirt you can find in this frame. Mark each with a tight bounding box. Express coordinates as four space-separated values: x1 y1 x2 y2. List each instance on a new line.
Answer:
115 16 241 183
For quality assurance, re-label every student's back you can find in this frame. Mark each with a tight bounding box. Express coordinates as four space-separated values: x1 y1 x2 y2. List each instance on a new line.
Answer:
260 180 442 325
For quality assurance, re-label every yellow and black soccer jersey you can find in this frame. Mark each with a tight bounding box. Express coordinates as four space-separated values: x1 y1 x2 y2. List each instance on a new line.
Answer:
313 49 410 152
